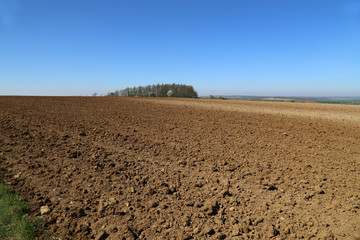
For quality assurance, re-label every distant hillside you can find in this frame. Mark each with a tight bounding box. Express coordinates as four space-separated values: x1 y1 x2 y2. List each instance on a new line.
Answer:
201 95 360 105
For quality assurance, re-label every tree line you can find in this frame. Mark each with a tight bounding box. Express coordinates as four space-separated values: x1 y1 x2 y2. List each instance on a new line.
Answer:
106 83 198 98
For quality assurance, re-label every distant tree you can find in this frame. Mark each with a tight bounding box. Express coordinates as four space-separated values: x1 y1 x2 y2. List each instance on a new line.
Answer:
209 95 215 99
106 92 115 96
113 83 197 98
167 90 174 97
92 93 97 97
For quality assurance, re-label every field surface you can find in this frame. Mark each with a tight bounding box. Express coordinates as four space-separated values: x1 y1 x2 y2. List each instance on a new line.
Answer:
0 96 359 239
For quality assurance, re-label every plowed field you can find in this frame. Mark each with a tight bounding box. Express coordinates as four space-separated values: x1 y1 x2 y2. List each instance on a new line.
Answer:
0 96 359 239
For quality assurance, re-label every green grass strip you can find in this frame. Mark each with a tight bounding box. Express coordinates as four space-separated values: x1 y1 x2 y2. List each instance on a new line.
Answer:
0 184 36 240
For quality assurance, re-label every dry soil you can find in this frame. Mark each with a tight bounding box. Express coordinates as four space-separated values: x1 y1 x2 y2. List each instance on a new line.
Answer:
0 96 359 239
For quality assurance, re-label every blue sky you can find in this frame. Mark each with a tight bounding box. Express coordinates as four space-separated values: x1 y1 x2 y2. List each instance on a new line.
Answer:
1 0 359 97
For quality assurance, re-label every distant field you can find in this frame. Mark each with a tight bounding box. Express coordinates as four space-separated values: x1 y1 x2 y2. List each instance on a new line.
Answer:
226 97 360 105
314 98 360 105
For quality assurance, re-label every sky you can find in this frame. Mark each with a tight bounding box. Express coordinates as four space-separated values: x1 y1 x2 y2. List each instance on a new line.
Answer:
1 0 359 97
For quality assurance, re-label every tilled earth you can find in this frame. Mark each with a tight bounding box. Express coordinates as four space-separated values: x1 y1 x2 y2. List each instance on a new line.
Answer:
0 96 359 239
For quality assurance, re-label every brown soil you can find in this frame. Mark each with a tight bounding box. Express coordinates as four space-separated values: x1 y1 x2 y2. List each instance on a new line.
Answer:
0 96 359 240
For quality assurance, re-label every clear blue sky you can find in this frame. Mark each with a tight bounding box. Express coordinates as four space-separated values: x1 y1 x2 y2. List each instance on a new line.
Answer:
1 0 359 97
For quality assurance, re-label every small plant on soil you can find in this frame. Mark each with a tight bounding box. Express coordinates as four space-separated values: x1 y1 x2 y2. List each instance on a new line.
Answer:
0 184 36 240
